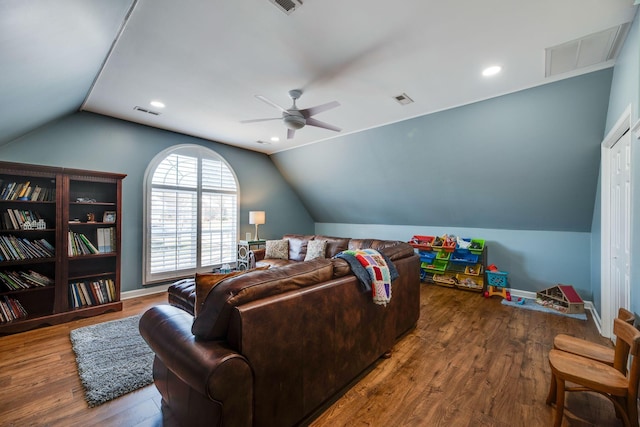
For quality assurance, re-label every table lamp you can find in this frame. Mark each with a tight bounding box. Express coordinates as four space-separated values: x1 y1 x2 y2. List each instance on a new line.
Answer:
249 211 265 241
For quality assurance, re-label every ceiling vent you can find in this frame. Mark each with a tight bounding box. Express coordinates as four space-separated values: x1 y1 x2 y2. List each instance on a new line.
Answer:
268 0 302 15
545 23 631 77
394 93 414 106
134 106 161 116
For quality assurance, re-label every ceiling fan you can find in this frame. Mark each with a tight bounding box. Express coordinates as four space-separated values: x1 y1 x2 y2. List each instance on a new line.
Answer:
241 89 341 139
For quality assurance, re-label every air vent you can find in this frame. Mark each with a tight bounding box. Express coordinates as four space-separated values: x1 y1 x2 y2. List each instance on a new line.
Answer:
256 140 272 145
134 106 161 116
394 93 414 105
545 23 631 77
268 0 302 15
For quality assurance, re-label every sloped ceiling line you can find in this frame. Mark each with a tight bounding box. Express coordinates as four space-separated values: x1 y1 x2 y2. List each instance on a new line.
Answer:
80 0 139 112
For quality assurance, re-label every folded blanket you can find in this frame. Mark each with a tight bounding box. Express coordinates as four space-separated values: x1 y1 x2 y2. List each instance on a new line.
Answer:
335 249 397 306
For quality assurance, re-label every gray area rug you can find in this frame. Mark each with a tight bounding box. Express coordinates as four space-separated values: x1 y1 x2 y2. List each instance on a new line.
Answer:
70 314 154 407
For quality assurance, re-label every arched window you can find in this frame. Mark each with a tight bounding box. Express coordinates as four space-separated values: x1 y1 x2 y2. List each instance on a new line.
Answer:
143 144 238 284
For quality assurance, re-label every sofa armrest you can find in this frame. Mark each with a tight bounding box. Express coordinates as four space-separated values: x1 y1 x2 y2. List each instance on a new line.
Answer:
139 305 253 403
251 248 266 261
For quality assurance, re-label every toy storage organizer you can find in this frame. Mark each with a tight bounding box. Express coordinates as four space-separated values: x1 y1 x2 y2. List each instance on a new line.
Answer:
409 235 487 292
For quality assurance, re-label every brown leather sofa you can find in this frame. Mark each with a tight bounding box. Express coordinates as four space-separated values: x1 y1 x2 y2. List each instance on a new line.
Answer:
139 234 420 427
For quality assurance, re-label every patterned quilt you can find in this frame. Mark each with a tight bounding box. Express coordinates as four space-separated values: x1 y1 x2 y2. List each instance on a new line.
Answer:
336 248 393 306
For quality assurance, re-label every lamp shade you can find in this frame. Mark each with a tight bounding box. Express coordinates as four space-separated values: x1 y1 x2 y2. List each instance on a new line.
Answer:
249 211 265 225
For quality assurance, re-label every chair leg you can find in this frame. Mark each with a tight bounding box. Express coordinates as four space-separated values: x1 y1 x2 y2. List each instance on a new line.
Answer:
553 377 566 427
546 372 557 405
626 396 638 427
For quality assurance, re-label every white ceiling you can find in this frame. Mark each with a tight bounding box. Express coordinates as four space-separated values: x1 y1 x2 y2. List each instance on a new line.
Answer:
81 0 637 155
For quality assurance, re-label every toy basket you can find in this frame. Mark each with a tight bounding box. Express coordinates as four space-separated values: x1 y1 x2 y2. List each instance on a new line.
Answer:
486 270 508 288
469 239 485 254
409 235 434 251
419 251 436 263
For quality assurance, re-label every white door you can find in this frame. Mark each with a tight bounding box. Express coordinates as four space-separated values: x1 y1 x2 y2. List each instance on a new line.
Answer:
602 128 632 337
609 130 631 315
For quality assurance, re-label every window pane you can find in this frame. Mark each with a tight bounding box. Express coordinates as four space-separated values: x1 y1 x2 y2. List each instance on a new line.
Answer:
201 192 237 266
202 158 236 191
150 188 197 273
152 153 198 188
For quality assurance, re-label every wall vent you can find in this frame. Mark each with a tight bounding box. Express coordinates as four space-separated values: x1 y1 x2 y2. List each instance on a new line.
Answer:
394 93 414 105
545 22 631 77
134 106 161 116
268 0 302 15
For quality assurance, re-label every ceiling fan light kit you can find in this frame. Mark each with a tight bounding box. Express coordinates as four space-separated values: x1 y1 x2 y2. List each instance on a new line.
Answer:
242 89 341 139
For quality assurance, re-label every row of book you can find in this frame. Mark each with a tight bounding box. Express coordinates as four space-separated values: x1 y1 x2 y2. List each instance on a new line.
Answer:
1 209 45 231
0 270 54 291
0 235 55 261
0 295 27 323
69 278 116 308
0 181 55 202
68 229 116 256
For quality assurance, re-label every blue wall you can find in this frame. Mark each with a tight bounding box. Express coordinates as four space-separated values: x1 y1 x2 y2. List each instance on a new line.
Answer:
595 9 640 314
0 112 314 291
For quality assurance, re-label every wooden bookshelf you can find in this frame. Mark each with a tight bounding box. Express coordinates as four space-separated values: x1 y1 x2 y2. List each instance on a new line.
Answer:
0 161 126 335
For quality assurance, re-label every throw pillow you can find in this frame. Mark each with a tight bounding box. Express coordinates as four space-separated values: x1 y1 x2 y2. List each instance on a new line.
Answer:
265 239 289 260
304 239 327 261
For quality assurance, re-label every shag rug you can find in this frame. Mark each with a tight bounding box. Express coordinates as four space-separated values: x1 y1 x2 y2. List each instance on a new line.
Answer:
501 297 587 320
70 314 154 407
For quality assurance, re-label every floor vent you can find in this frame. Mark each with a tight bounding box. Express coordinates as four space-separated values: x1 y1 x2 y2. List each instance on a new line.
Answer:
268 0 302 15
545 22 631 77
134 106 161 116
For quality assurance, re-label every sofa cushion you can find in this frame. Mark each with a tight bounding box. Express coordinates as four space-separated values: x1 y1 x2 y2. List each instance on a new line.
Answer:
192 259 334 340
314 235 350 258
265 239 289 260
349 239 414 261
283 234 315 261
304 239 327 261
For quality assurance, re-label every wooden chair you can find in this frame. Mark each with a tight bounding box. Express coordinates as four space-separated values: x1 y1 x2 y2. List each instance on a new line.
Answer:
553 307 635 367
546 318 640 427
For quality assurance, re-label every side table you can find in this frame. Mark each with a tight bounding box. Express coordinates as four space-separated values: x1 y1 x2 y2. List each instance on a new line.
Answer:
237 240 266 270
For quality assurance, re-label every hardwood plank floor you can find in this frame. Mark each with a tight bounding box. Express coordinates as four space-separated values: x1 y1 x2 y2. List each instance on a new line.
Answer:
0 284 629 426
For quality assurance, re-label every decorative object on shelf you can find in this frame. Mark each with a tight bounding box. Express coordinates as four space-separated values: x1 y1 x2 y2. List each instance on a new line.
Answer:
102 211 116 223
76 197 96 203
86 213 95 223
249 210 265 241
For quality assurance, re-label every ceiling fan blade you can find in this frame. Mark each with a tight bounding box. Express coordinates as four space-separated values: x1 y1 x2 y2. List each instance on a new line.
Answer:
240 117 281 124
287 128 296 139
299 101 340 118
256 95 289 114
305 117 341 132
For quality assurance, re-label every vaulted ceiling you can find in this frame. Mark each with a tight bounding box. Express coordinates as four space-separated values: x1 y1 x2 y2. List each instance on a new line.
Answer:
0 0 636 154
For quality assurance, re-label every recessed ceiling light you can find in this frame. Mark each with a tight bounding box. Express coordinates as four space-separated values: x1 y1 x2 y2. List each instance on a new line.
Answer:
150 100 165 108
270 136 280 142
482 66 502 77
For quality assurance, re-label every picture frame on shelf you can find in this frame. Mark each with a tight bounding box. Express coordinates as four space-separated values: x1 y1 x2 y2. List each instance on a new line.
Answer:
103 211 116 223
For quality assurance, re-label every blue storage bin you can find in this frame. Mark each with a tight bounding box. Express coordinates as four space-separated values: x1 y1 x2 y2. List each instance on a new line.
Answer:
449 250 479 265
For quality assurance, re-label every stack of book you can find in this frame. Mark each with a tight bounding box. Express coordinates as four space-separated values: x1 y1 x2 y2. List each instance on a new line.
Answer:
0 296 28 323
0 270 53 291
0 180 55 202
69 278 116 308
1 209 44 230
0 235 55 261
68 231 99 256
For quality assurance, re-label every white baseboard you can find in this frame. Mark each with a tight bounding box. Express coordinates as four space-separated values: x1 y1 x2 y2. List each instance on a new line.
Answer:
121 283 171 300
509 288 601 333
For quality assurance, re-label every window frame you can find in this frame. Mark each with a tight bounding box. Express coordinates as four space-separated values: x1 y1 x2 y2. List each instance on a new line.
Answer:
142 144 240 285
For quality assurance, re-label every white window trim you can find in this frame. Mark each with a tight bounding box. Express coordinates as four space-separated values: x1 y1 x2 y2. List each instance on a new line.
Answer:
142 144 240 285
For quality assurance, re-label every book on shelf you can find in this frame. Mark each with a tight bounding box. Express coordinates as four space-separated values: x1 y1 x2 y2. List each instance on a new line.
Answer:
96 227 116 253
67 231 99 256
0 235 55 261
0 181 55 202
0 270 53 291
0 295 28 323
69 278 116 308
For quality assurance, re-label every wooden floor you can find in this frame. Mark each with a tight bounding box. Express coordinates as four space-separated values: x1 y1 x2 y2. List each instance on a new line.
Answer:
0 284 629 427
